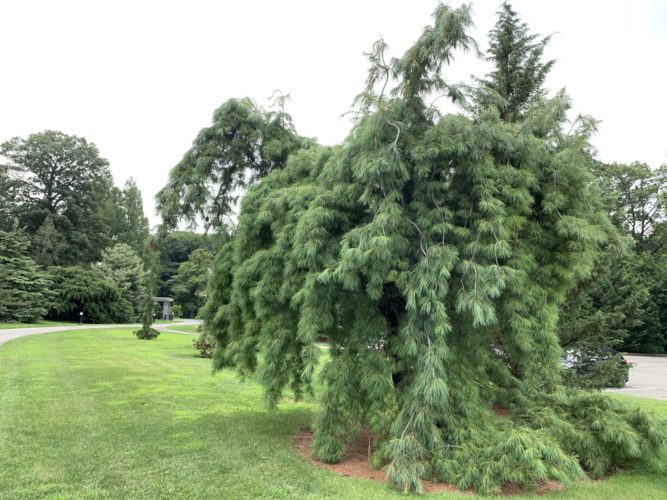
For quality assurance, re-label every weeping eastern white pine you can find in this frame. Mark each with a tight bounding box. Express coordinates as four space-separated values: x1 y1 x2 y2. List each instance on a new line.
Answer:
201 4 665 494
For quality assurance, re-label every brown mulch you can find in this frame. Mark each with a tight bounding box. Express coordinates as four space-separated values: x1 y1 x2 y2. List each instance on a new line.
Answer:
294 428 565 496
293 429 466 495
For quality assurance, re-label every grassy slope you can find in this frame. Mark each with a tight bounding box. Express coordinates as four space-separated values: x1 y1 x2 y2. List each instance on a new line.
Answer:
0 329 665 499
0 320 78 330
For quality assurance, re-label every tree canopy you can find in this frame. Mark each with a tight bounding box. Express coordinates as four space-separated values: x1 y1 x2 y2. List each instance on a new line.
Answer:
170 248 213 318
46 266 133 324
197 4 665 494
155 97 312 232
0 130 115 263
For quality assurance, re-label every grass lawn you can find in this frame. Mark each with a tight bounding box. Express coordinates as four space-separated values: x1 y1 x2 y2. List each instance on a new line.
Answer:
0 329 665 499
163 324 200 334
0 320 78 330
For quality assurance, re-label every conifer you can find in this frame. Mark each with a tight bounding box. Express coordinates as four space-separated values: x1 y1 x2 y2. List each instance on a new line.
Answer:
0 223 52 322
198 4 665 494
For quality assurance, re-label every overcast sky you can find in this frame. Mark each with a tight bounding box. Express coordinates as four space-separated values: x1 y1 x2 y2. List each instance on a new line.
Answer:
1 0 666 228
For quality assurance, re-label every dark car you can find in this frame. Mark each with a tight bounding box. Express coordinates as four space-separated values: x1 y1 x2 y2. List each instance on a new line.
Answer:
561 346 630 389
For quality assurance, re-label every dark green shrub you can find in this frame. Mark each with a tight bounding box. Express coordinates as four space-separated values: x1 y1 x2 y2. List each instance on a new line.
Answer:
47 266 132 323
134 326 160 340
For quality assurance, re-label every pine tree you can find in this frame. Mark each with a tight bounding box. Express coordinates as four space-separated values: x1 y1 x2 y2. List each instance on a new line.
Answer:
0 223 52 323
96 243 148 321
32 215 65 266
482 1 555 121
156 97 312 232
196 5 664 495
134 272 160 340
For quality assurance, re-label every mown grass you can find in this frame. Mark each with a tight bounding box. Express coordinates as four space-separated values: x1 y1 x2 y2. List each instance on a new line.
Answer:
162 324 200 333
0 320 78 330
0 328 665 499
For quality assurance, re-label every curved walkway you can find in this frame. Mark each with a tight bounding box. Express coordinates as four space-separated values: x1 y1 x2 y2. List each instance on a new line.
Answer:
0 320 201 347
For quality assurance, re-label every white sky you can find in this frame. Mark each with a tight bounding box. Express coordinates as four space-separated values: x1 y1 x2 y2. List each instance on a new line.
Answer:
1 0 666 228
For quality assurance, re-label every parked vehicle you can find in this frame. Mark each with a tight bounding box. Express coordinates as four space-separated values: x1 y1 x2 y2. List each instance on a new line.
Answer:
561 347 630 389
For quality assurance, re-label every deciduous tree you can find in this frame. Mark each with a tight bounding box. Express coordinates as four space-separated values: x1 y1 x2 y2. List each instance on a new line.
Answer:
0 130 115 264
170 248 213 318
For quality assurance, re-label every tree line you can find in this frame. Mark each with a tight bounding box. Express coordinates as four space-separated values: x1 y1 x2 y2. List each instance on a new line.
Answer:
0 132 216 324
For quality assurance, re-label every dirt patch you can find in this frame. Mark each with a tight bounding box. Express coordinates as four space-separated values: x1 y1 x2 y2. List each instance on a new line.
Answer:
293 429 465 495
294 429 565 496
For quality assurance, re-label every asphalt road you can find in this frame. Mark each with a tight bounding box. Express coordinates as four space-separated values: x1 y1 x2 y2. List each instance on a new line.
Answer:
0 320 201 347
607 354 667 400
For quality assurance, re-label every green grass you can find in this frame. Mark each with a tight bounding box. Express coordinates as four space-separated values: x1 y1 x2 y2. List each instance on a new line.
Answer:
0 329 665 499
163 324 200 334
0 320 78 330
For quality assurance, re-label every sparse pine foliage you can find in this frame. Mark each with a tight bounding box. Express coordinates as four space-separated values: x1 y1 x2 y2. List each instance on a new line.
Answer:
198 4 666 495
134 275 160 340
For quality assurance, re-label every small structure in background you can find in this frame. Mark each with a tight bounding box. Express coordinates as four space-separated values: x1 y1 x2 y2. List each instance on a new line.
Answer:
153 297 174 320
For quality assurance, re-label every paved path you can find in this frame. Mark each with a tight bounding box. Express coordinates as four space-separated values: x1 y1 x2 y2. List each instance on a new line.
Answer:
607 355 667 400
0 320 201 347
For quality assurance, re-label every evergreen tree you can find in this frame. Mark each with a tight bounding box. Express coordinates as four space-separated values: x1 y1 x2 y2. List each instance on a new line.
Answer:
482 1 555 121
155 97 312 232
96 243 148 321
170 248 213 318
32 215 65 266
47 266 133 323
0 165 15 231
198 5 665 494
134 273 160 340
0 223 52 323
565 161 667 354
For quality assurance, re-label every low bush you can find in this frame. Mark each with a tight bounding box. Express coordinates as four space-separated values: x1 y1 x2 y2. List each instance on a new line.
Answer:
192 326 216 357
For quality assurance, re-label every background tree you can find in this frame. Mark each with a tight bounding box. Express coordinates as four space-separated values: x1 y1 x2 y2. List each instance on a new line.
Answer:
560 161 667 355
0 223 52 323
96 243 148 321
170 248 213 318
106 178 150 255
151 231 219 298
0 165 16 231
198 4 664 494
31 215 66 266
0 130 115 264
594 162 667 248
155 97 312 232
46 266 132 324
